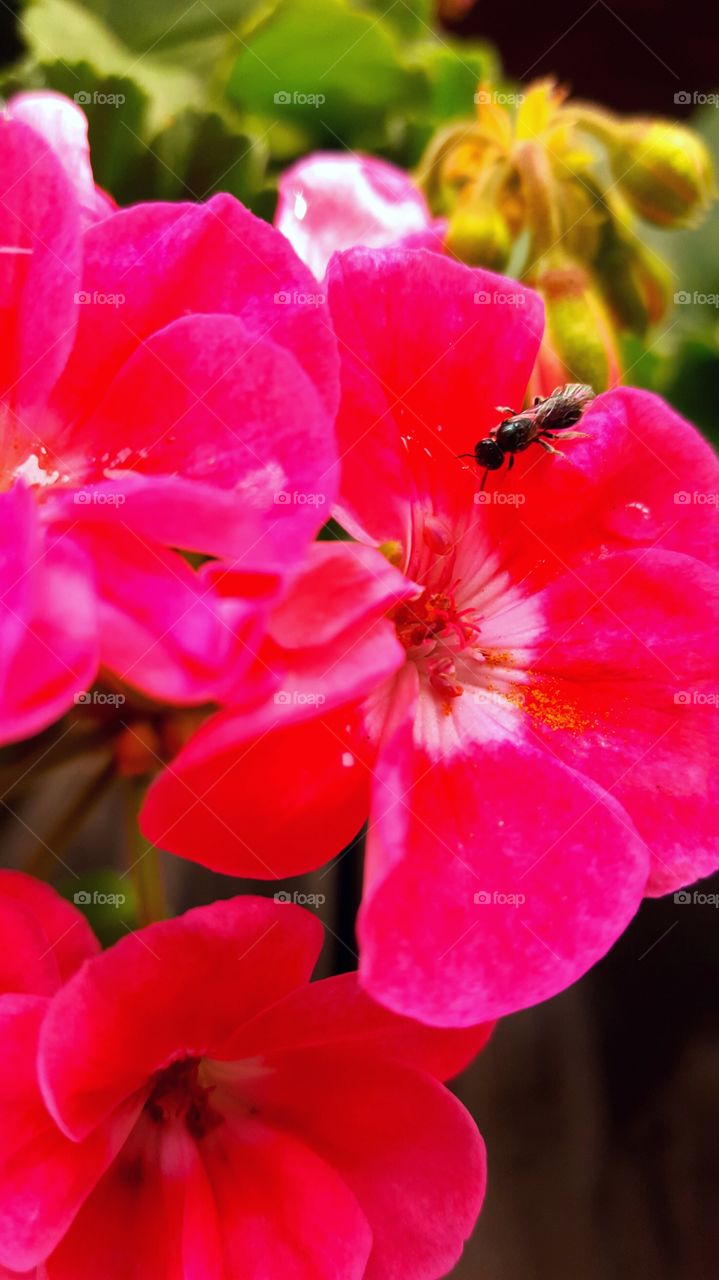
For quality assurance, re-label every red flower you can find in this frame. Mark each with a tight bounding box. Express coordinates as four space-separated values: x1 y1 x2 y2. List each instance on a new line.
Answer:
0 105 338 743
0 872 488 1278
144 247 719 1027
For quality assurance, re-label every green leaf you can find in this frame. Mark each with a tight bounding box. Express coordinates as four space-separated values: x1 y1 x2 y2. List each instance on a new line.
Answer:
226 0 425 148
411 36 499 123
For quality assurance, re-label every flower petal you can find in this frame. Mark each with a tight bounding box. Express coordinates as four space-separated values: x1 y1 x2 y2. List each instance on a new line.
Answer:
0 116 81 417
359 692 650 1025
0 995 136 1273
221 971 492 1081
242 1047 485 1280
326 247 543 543
48 195 339 439
276 152 437 279
8 92 113 228
0 871 99 993
39 897 323 1140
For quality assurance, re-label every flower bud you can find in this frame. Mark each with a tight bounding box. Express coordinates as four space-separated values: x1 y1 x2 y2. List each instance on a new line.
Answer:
529 261 621 398
595 223 673 334
575 109 714 228
445 203 511 268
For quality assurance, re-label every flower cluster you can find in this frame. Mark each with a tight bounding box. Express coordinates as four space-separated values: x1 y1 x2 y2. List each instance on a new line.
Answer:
0 93 718 1277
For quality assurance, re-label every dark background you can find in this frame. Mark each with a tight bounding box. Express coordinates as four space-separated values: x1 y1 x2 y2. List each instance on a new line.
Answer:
1 1 717 1275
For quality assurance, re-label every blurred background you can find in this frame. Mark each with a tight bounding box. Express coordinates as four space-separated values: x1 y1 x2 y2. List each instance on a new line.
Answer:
0 1 717 1275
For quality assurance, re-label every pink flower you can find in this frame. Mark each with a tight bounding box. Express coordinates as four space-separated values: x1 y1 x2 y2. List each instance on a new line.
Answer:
0 107 339 744
275 152 443 278
0 872 488 1278
144 247 719 1028
6 91 115 226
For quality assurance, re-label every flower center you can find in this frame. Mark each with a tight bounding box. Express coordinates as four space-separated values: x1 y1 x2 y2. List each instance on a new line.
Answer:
144 1056 223 1140
392 583 481 699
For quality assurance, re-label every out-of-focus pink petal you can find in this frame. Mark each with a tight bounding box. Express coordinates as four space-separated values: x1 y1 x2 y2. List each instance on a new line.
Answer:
8 92 114 228
327 247 544 543
0 486 99 746
0 996 137 1274
222 971 493 1081
241 1048 485 1280
275 152 439 279
0 872 99 993
39 897 323 1140
0 116 81 420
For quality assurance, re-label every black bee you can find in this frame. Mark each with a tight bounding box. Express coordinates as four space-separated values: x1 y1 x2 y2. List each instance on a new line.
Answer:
459 383 595 490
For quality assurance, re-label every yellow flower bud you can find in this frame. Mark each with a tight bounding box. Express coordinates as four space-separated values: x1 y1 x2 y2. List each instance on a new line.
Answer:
573 108 714 228
529 262 621 397
445 203 511 269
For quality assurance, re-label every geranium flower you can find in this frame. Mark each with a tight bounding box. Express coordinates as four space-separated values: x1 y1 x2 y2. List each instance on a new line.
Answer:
0 106 338 744
143 247 719 1028
0 872 488 1278
275 152 443 278
5 91 115 226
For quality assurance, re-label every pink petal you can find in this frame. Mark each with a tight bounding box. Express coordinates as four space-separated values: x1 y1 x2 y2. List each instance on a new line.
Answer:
8 92 113 228
44 1119 217 1280
141 541 415 873
477 388 719 586
0 995 136 1273
63 520 234 704
38 897 323 1140
276 152 437 279
0 871 99 992
327 247 544 543
359 691 650 1025
221 971 493 1081
0 116 81 418
242 1047 485 1280
0 488 99 746
48 195 339 442
56 313 337 555
201 1113 372 1279
140 701 372 878
529 550 719 894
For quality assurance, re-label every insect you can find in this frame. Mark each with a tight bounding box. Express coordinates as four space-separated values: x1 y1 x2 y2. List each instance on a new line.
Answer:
459 383 595 490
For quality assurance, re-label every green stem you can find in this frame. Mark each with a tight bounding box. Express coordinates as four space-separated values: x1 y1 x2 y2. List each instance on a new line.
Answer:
123 777 168 926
